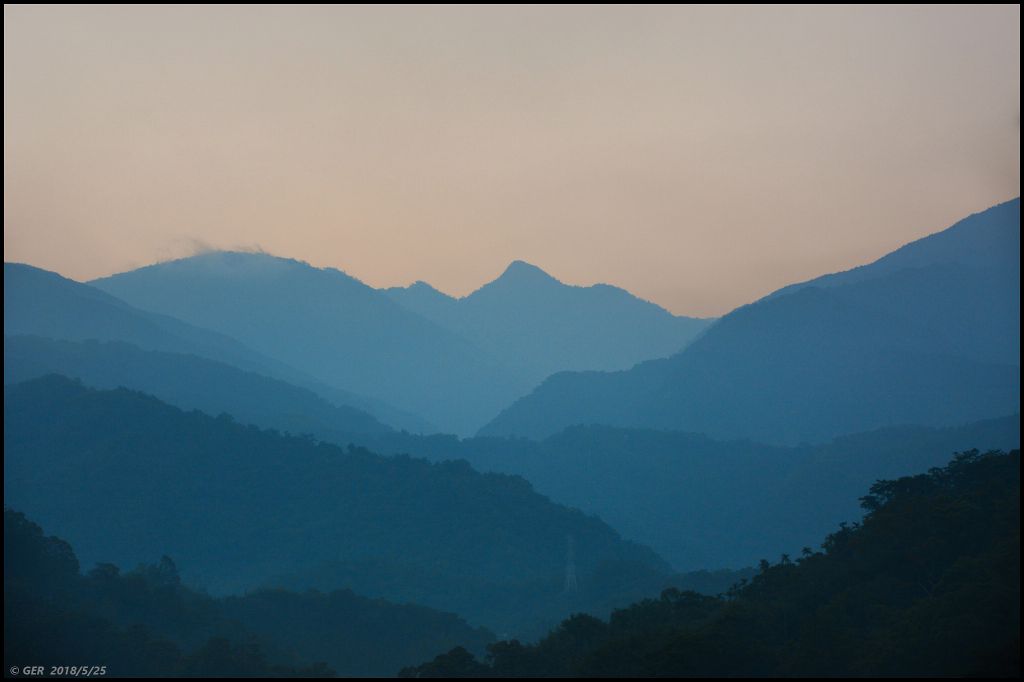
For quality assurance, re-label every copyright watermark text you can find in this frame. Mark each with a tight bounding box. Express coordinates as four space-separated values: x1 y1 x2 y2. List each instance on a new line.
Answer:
9 666 107 677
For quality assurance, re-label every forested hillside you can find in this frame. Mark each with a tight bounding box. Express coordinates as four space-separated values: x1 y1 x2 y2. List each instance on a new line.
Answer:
402 450 1021 677
4 510 493 677
3 376 667 635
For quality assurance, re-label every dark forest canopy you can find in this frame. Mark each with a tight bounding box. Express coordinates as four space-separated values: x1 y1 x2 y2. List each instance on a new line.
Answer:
3 509 492 677
401 450 1021 677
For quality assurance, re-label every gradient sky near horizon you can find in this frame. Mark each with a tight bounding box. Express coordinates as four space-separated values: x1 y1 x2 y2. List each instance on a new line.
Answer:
4 5 1019 316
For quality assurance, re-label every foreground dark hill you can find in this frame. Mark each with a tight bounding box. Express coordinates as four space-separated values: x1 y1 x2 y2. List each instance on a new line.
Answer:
5 510 493 677
4 335 391 438
385 261 711 387
90 252 529 435
482 199 1021 442
3 262 427 433
3 376 668 634
403 450 1021 677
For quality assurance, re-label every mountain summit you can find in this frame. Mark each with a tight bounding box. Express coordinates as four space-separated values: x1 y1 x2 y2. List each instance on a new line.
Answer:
488 260 561 288
385 261 712 386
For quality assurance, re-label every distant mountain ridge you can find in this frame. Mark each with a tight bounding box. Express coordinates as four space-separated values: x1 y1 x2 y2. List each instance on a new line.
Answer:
89 252 528 435
90 252 710 434
385 260 712 384
481 198 1021 442
3 262 428 433
767 198 1020 299
4 335 393 438
5 262 272 368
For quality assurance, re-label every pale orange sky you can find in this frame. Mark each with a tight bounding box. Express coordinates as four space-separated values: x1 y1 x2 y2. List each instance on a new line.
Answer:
4 5 1019 316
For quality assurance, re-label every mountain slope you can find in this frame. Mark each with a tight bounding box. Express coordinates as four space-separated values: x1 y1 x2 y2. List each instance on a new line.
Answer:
386 260 712 384
305 414 1020 572
4 262 427 433
90 252 529 435
4 335 392 438
5 262 271 367
481 199 1021 443
769 197 1020 298
3 376 668 634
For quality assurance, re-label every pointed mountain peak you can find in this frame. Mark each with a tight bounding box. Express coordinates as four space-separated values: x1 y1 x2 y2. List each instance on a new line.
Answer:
496 260 559 285
463 260 562 301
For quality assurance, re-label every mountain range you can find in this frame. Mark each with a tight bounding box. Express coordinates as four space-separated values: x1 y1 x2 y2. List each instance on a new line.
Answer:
481 198 1020 443
3 195 1020 663
13 199 1015 444
4 335 392 438
4 263 428 433
385 260 711 382
87 254 709 435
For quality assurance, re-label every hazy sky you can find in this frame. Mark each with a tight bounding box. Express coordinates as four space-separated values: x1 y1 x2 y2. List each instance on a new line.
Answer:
4 5 1019 316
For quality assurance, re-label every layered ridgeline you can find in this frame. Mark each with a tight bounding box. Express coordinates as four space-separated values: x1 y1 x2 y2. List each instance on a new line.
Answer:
5 510 492 677
402 450 1021 677
4 262 282 373
89 252 526 435
3 263 428 433
294 415 1020 572
481 198 1021 443
90 254 708 436
3 376 669 635
385 260 711 384
4 336 392 439
13 334 1015 573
